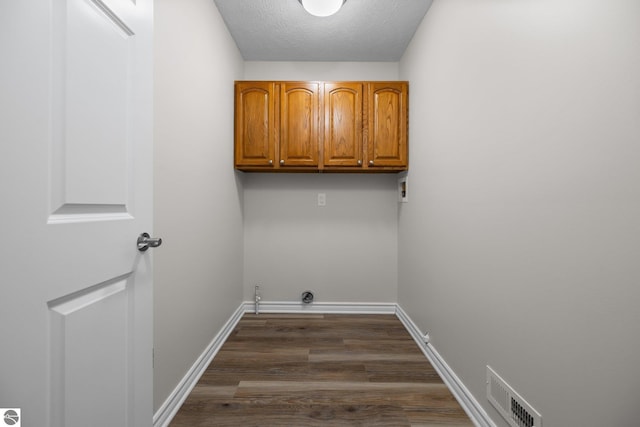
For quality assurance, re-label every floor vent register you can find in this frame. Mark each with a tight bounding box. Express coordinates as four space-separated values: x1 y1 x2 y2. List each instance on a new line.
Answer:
487 366 542 427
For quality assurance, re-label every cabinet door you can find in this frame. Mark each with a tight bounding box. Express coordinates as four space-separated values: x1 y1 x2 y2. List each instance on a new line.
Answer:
324 82 363 168
235 82 276 167
280 82 320 167
367 82 408 168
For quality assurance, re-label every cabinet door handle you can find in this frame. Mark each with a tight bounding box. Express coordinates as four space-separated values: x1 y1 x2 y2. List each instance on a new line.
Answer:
280 159 285 165
269 159 273 165
369 160 374 166
357 159 362 166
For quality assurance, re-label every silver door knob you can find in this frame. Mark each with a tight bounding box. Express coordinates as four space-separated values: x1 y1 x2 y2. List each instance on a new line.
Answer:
369 160 374 166
137 232 162 252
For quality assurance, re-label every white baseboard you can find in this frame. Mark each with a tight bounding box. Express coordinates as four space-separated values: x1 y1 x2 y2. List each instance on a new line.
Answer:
245 300 397 315
395 306 496 427
152 303 245 427
153 301 494 427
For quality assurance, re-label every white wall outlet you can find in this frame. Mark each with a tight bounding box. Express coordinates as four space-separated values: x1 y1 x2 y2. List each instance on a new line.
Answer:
423 333 430 343
317 192 326 206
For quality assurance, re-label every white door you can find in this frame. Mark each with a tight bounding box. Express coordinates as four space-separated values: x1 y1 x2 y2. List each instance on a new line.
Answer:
0 0 154 426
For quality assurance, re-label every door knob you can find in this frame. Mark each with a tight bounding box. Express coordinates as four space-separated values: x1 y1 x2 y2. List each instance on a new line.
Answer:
137 232 162 252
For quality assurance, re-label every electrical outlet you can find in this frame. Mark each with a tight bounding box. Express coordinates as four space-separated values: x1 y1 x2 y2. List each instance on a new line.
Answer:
317 193 326 206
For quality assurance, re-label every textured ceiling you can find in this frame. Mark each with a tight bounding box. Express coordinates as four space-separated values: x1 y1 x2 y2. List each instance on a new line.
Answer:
213 0 433 62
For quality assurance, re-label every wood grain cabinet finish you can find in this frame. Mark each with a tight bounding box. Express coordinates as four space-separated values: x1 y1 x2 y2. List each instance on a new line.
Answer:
234 82 276 167
367 82 408 169
234 81 408 172
279 82 320 168
324 82 363 168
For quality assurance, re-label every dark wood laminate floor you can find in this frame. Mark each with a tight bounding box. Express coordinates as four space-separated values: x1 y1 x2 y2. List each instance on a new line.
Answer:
169 314 474 427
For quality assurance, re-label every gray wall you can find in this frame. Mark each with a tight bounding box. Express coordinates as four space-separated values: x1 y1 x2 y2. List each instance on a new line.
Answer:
244 61 399 81
243 174 398 303
241 62 401 304
153 0 244 411
154 1 640 424
398 0 640 426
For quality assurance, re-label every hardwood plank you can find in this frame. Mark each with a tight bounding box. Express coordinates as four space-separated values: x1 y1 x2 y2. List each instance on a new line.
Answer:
220 336 346 350
309 352 427 363
233 381 462 408
169 314 473 426
364 361 445 383
171 403 410 427
200 361 369 384
184 384 237 399
343 338 421 350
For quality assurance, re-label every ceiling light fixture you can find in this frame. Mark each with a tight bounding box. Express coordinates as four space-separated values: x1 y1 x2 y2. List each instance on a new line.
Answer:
299 0 346 17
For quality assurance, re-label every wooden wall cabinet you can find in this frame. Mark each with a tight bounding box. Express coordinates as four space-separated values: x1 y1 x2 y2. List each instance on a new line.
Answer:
367 82 408 169
234 81 276 167
235 81 408 172
323 82 363 168
279 82 320 168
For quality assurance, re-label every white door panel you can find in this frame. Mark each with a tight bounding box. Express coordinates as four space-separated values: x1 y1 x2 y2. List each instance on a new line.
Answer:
49 275 132 427
0 0 153 426
51 0 139 217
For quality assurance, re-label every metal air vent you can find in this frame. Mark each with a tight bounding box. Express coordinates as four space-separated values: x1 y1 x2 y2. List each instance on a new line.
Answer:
487 366 542 427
